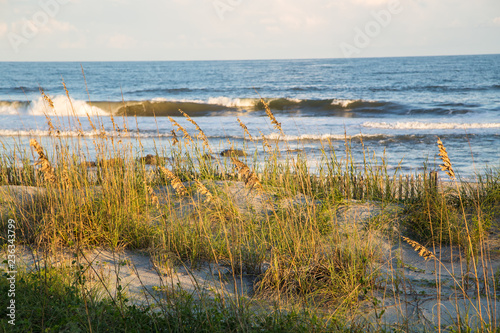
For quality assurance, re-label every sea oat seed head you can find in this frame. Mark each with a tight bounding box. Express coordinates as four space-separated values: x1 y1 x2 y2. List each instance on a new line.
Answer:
195 180 213 203
170 130 179 145
146 184 160 208
437 137 456 179
231 157 262 190
168 116 193 144
30 139 57 184
237 118 253 141
158 166 187 196
261 98 283 135
179 109 211 152
41 89 54 109
402 236 436 261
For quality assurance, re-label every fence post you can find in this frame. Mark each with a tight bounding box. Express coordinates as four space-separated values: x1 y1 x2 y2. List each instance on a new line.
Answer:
398 175 403 200
410 175 415 199
379 176 383 201
353 175 357 199
393 175 396 200
404 175 409 200
361 176 365 200
418 174 422 195
430 171 438 194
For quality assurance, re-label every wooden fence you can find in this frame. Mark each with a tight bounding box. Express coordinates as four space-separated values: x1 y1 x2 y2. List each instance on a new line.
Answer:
1 165 439 202
224 171 439 201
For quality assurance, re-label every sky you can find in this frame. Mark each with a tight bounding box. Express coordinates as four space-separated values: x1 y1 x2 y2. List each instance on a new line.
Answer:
0 0 499 61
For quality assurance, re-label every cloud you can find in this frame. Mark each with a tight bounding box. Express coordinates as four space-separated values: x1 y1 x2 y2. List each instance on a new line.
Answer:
47 20 77 32
9 18 77 35
351 0 395 6
107 33 137 49
37 19 77 34
246 1 328 34
279 15 302 29
59 35 87 49
0 23 7 37
493 17 500 26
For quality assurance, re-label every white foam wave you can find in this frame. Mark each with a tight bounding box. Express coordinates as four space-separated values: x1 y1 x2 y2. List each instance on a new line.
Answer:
150 97 205 104
0 101 25 115
206 97 256 108
151 97 169 102
0 129 171 138
330 99 362 108
261 132 384 141
30 96 107 117
150 96 256 107
0 96 107 117
362 121 500 130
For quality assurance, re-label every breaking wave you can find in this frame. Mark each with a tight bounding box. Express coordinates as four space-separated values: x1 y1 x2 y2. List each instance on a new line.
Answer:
0 96 107 117
0 96 396 117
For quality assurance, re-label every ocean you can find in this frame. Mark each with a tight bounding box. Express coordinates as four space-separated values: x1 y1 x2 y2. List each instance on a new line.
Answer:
0 55 499 178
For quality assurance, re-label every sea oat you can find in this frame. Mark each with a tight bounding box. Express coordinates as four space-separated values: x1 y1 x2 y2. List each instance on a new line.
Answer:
195 180 213 203
237 118 253 141
110 113 117 132
30 139 57 184
61 167 71 188
168 116 193 144
437 137 456 179
259 131 272 152
40 89 58 135
179 109 211 152
159 166 187 196
402 236 436 261
146 185 160 208
253 89 283 134
86 114 97 132
44 114 56 136
170 130 179 145
41 89 54 109
231 157 262 190
62 80 70 99
261 98 283 135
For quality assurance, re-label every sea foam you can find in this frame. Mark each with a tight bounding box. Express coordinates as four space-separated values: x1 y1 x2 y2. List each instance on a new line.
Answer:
362 121 500 130
0 96 107 117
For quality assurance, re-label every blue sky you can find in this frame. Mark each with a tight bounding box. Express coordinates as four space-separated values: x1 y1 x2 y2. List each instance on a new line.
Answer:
1 0 499 61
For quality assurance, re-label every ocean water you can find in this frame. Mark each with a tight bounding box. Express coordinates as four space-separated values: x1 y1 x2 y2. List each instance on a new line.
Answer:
0 55 499 177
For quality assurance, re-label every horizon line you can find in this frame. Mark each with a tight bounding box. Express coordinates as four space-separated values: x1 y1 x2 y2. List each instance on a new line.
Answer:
1 52 499 63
